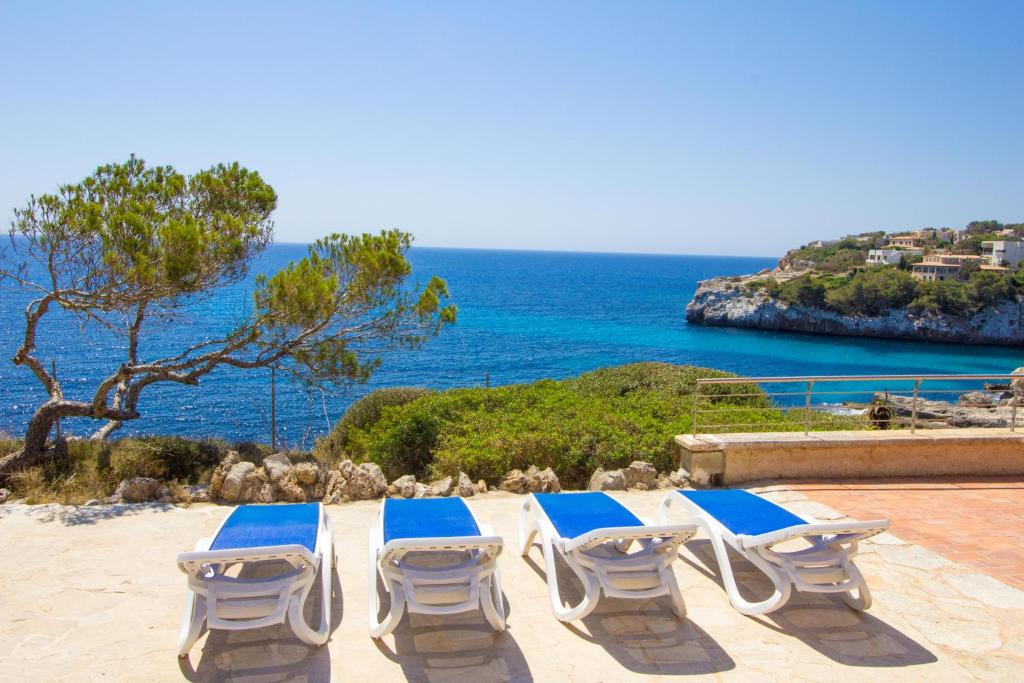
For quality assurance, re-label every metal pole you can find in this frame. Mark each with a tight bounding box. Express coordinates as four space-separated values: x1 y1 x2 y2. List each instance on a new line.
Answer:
692 383 699 436
911 379 921 434
52 360 61 442
1012 400 1018 433
270 367 277 452
804 381 814 435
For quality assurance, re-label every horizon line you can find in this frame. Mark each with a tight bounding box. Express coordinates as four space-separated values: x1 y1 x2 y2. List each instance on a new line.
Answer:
272 241 781 260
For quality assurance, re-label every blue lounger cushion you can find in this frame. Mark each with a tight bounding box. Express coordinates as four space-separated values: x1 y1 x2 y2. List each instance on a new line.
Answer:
533 492 643 540
210 503 321 553
383 498 481 544
679 490 806 537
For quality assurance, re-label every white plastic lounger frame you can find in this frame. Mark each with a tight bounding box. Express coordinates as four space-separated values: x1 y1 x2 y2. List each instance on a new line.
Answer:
176 504 334 656
368 500 506 638
518 493 697 622
659 491 888 616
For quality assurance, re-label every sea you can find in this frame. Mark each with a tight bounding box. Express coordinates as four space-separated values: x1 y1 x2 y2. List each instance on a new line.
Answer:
1 245 1020 448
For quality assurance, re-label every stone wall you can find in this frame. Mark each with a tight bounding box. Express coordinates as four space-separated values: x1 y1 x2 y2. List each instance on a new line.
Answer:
676 428 1024 484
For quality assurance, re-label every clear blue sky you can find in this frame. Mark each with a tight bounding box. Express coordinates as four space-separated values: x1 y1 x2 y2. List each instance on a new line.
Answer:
1 1 1021 256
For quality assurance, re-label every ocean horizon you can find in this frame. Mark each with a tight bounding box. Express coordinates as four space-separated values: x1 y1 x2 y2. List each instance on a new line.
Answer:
2 244 1021 448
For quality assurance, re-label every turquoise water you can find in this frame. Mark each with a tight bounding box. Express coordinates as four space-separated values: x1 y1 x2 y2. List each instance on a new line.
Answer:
0 245 1020 445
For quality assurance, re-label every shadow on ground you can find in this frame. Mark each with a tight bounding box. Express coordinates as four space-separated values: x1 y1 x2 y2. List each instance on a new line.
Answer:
178 560 343 683
522 544 735 676
371 566 533 682
6 501 178 525
682 538 938 667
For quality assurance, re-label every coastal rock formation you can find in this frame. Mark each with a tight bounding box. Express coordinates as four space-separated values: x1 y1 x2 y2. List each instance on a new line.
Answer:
0 487 9 504
878 394 1020 429
686 276 1024 346
588 468 627 491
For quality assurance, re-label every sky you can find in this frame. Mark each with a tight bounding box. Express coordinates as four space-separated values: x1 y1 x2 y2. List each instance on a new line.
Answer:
1 1 1022 257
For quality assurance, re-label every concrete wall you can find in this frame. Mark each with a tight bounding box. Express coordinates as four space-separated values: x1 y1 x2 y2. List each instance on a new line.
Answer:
676 429 1024 484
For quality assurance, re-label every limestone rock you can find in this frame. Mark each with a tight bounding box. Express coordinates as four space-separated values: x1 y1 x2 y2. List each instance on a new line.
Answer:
110 477 164 503
263 452 294 484
475 479 488 494
0 488 9 504
588 468 626 491
654 467 689 489
525 465 560 493
456 472 475 497
293 462 319 486
186 485 211 503
219 461 274 503
209 451 241 499
324 461 387 503
625 461 657 490
959 391 995 407
412 482 430 498
83 498 101 506
686 275 1024 345
499 469 529 493
388 474 418 499
158 495 174 504
420 476 452 497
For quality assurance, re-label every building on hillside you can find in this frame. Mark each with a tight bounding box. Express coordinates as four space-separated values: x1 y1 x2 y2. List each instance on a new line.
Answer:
888 235 923 249
981 240 1024 268
866 249 905 266
910 254 983 282
917 228 958 243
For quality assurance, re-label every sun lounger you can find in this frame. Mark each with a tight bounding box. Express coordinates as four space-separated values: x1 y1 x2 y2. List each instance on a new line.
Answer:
518 491 697 621
175 502 334 656
368 497 505 638
659 489 889 616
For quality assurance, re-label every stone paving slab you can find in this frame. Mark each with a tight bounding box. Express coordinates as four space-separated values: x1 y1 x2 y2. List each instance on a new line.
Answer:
1 489 1023 681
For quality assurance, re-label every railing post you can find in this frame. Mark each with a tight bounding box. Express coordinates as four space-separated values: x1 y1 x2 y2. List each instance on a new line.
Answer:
910 379 921 434
804 380 814 435
692 382 699 436
1012 397 1018 433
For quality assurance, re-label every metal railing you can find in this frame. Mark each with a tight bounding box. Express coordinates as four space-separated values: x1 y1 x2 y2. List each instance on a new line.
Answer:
692 373 1021 436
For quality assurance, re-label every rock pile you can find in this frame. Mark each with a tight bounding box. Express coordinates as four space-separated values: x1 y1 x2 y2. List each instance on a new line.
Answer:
588 461 687 491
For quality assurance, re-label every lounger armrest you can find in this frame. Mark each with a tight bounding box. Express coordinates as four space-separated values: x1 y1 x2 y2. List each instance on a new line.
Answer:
381 534 504 559
738 519 890 550
177 543 317 574
563 524 697 552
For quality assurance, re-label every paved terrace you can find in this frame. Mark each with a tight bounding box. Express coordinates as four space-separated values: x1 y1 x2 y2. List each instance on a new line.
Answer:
2 485 1023 682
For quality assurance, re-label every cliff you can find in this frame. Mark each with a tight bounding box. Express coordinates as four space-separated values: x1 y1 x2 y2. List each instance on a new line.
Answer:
686 275 1024 346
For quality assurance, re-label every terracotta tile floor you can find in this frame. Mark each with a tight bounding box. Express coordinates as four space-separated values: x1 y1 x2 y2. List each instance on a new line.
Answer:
778 477 1024 591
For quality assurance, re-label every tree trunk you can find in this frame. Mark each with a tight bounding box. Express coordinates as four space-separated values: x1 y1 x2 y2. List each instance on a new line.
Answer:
90 419 122 441
0 405 62 483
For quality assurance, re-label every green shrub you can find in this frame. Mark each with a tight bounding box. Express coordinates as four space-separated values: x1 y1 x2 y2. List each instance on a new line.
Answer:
337 363 808 489
313 386 434 463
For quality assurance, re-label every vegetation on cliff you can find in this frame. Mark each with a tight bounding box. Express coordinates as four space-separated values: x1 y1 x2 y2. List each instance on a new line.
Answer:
747 265 1023 317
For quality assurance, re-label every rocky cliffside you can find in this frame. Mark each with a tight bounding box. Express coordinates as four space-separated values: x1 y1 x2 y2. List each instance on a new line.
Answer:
686 276 1024 346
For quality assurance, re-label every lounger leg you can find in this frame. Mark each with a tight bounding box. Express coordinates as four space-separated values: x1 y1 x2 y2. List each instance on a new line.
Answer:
176 589 206 658
665 566 687 618
840 560 873 610
518 497 540 556
480 564 507 632
709 528 791 616
289 519 333 646
368 527 407 639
